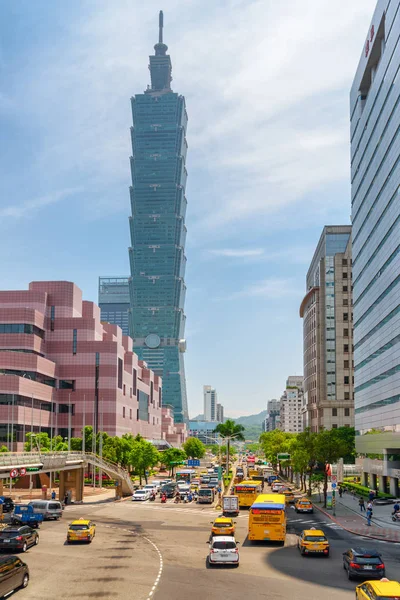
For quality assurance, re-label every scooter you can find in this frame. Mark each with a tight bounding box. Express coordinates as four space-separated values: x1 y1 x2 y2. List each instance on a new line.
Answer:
391 511 400 522
161 495 167 504
149 493 156 502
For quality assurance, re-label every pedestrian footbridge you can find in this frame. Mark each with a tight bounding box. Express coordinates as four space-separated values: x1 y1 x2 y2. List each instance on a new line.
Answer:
0 451 134 497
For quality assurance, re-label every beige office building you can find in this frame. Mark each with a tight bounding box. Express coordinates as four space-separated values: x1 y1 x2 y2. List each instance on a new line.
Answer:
299 226 354 432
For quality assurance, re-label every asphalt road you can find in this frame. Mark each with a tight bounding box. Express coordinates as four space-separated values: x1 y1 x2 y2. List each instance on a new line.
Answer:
9 496 400 600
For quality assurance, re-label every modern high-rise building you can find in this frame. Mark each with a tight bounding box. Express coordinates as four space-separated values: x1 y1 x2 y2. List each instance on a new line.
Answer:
263 399 281 432
128 12 188 423
300 226 354 431
216 403 224 423
350 1 400 496
279 376 304 433
98 277 130 336
204 385 217 422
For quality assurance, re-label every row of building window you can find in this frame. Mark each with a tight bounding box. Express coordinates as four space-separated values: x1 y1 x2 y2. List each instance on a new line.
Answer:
0 324 44 339
355 332 400 372
354 242 400 309
353 198 400 287
354 302 400 351
355 362 400 393
355 392 400 415
354 272 400 329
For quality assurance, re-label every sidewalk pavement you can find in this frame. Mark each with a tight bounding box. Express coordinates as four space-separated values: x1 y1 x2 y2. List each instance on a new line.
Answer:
311 491 400 543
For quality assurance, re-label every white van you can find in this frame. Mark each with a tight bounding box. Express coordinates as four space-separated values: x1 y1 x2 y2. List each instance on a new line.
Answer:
28 500 63 520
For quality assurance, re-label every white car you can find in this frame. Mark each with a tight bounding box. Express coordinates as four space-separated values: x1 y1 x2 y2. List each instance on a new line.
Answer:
132 489 150 501
208 536 239 567
144 484 158 495
177 481 189 491
272 482 285 492
150 481 162 492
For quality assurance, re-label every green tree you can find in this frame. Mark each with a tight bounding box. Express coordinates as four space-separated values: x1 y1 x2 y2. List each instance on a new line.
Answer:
161 448 187 476
24 432 51 452
214 420 245 472
315 429 348 507
183 437 205 459
220 444 237 457
259 429 293 472
129 440 160 484
296 428 318 495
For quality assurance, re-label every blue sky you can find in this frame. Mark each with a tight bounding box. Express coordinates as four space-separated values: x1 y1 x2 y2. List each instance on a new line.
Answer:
0 0 376 417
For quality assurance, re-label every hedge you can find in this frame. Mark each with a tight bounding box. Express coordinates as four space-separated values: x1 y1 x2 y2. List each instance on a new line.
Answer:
343 481 394 499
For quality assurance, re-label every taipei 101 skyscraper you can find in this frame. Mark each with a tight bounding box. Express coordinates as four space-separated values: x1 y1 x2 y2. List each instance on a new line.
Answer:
128 11 189 423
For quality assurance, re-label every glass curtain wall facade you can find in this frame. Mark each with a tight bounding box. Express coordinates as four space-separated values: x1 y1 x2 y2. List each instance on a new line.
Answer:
128 12 188 423
351 2 400 492
98 277 130 336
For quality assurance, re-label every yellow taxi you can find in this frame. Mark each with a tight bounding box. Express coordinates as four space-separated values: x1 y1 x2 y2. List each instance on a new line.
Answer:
295 498 314 513
210 517 235 537
356 580 400 599
67 519 96 543
282 489 295 504
298 528 329 557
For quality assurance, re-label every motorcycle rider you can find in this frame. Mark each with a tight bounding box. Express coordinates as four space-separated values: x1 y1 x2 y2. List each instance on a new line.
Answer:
392 501 400 515
161 493 167 503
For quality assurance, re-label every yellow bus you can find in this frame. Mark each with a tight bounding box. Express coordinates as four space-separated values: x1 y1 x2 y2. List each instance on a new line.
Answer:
248 494 286 542
233 480 262 508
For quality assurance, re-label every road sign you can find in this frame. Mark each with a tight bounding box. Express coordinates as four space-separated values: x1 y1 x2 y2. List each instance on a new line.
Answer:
331 475 337 483
19 468 26 476
187 459 200 467
277 453 290 461
331 482 337 489
10 469 18 479
26 467 40 473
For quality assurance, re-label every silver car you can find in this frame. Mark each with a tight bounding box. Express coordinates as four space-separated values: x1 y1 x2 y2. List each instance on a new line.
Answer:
208 536 239 567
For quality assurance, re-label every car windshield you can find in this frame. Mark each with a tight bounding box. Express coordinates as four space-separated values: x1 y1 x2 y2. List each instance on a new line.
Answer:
304 536 327 542
299 502 309 505
69 524 89 530
354 557 381 564
213 541 236 550
135 491 146 495
214 522 231 528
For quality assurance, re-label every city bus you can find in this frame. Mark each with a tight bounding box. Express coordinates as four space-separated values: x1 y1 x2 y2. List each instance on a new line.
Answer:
233 480 262 508
248 494 286 542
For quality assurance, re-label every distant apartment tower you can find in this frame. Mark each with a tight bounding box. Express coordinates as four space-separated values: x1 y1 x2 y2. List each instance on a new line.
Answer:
263 399 281 432
280 376 304 433
204 385 217 421
350 1 400 497
98 277 130 336
300 226 354 432
216 403 224 423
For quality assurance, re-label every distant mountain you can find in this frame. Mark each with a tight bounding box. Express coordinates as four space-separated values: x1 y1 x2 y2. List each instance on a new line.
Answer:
229 410 268 426
190 414 205 421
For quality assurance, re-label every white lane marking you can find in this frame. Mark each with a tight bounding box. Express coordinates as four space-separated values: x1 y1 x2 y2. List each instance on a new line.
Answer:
143 535 163 600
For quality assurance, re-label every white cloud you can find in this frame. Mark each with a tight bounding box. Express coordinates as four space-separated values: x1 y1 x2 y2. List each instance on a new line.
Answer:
0 188 81 219
209 248 264 258
4 0 375 230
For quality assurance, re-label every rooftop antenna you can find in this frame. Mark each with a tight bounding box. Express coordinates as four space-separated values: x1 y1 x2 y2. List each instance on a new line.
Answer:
159 10 163 44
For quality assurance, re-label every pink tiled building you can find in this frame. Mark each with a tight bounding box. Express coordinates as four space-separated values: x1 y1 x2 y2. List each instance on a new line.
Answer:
161 406 187 446
0 281 162 450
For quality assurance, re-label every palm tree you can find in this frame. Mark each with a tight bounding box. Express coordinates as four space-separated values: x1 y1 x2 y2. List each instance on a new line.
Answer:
214 419 245 475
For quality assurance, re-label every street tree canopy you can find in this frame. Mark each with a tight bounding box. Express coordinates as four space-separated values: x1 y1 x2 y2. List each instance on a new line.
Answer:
183 437 205 459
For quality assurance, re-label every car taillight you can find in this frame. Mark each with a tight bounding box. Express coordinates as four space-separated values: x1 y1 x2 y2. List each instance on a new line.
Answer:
15 536 23 541
377 563 385 569
349 562 361 569
234 548 239 554
210 549 215 554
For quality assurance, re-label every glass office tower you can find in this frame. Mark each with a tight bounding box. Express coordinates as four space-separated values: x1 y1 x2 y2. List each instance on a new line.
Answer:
350 1 400 496
128 11 188 423
98 277 130 336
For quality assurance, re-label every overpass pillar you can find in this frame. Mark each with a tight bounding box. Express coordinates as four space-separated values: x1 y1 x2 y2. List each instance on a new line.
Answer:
59 468 84 504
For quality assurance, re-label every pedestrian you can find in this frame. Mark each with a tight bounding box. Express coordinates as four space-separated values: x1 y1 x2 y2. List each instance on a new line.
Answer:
367 500 373 511
339 487 343 498
366 506 373 526
359 497 366 512
369 490 375 502
51 490 56 500
64 493 68 506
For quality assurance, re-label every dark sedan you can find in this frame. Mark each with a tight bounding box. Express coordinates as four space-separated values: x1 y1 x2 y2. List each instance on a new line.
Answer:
0 497 14 513
343 547 385 580
0 526 39 553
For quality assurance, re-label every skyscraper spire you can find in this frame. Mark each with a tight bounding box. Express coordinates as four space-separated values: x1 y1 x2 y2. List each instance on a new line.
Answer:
149 10 172 91
159 10 163 44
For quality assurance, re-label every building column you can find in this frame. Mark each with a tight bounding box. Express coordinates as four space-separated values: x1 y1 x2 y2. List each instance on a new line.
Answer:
389 477 399 498
370 473 377 490
361 472 368 487
378 475 386 494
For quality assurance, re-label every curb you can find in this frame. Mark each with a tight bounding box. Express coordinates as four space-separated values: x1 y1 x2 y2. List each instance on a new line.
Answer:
312 503 400 544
